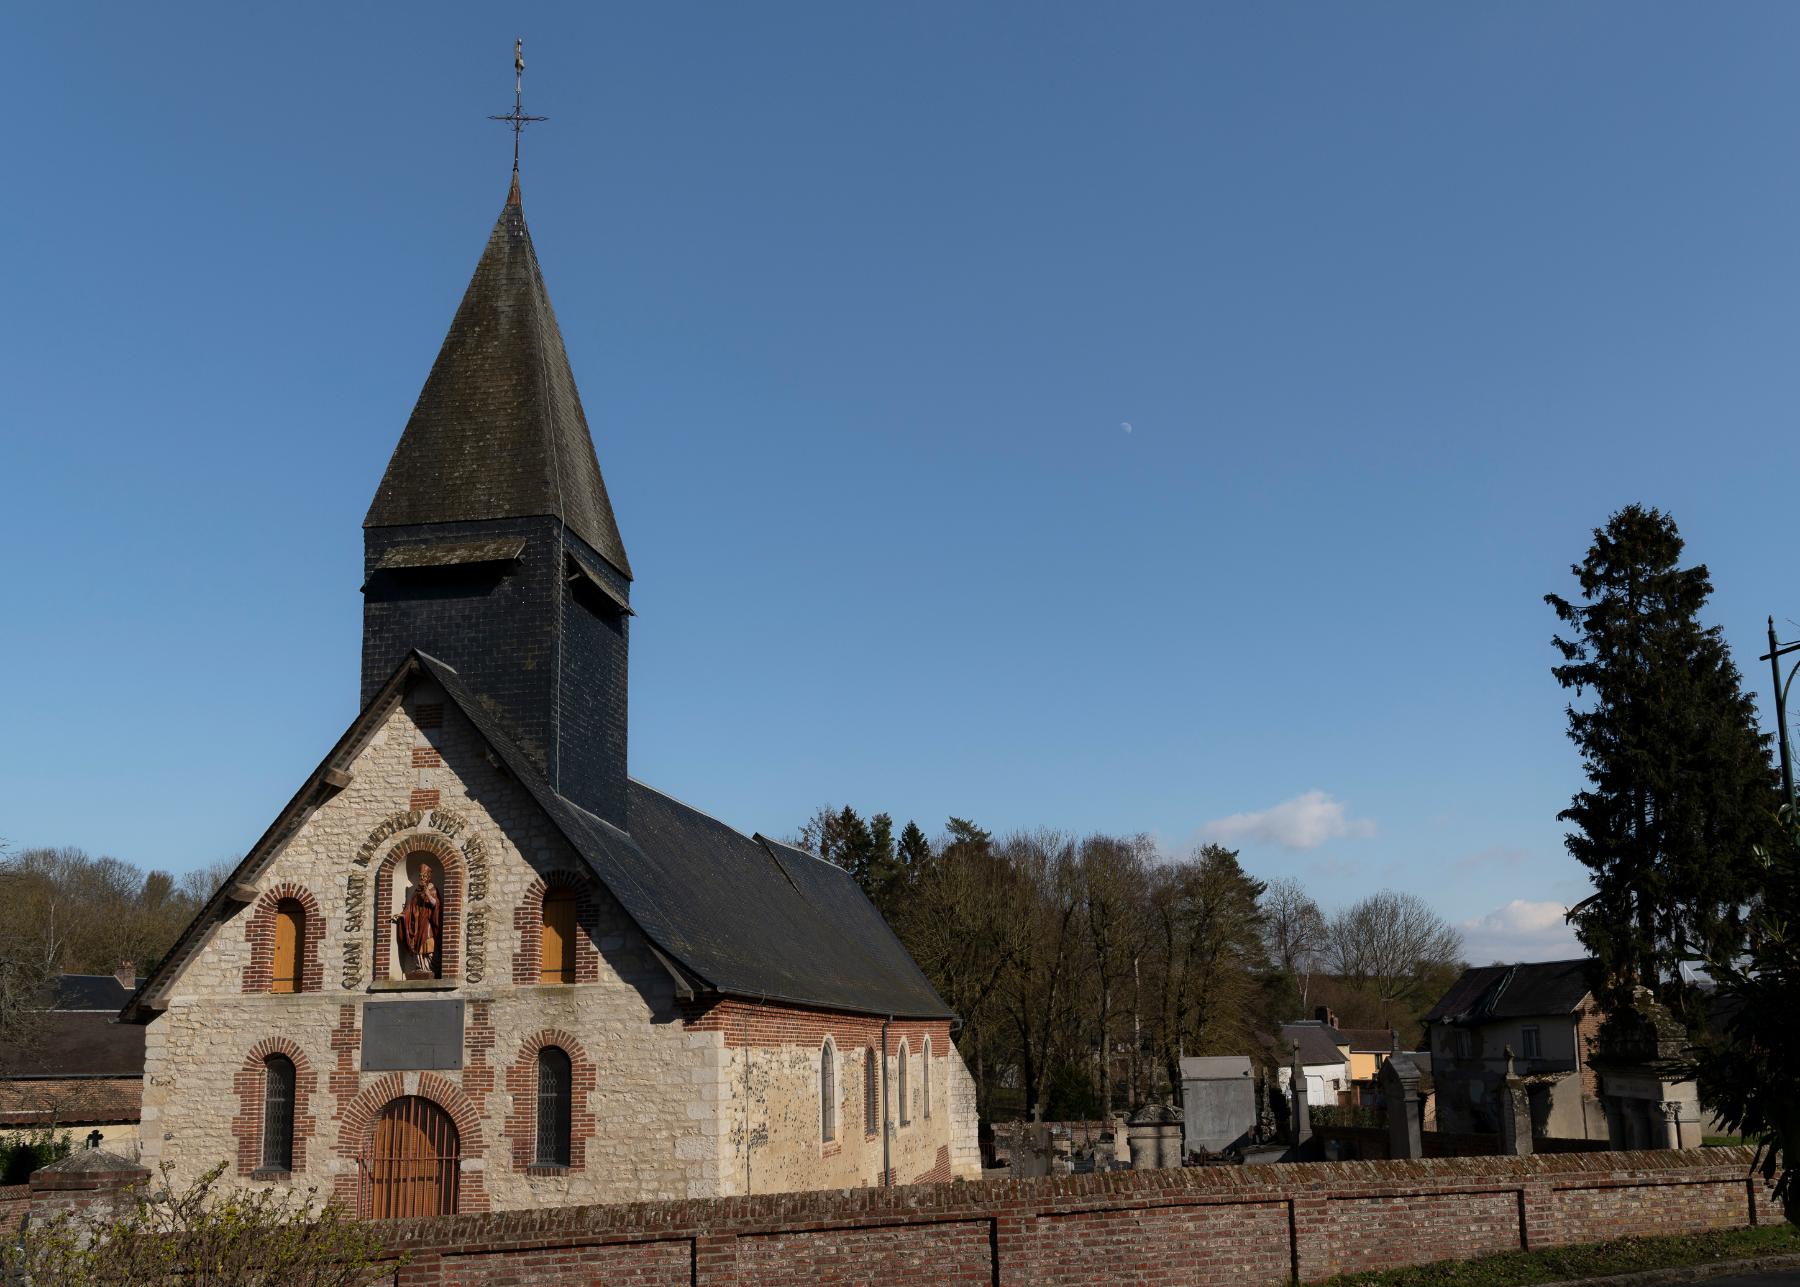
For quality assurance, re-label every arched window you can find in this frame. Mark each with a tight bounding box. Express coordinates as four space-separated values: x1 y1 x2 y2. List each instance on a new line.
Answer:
535 1046 572 1166
922 1036 932 1120
898 1042 910 1126
271 899 304 994
540 888 577 984
262 1054 295 1171
820 1039 837 1143
863 1047 879 1136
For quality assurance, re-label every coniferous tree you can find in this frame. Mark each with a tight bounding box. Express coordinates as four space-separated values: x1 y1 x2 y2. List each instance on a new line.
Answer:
1546 505 1781 1018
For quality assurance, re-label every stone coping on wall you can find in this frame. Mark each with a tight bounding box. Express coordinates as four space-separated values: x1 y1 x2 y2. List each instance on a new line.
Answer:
374 1145 1763 1255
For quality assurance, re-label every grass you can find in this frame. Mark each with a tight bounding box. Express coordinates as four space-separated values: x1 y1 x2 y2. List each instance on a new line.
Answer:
1325 1222 1800 1287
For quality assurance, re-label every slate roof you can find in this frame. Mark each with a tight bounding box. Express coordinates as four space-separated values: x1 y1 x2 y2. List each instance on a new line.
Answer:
365 176 632 580
42 975 143 1012
0 1012 144 1079
422 655 949 1017
125 653 951 1022
1341 1027 1396 1053
1423 958 1596 1025
1273 1021 1348 1066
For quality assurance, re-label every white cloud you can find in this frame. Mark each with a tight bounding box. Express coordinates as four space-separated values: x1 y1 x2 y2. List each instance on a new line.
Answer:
1198 790 1376 852
1459 899 1584 965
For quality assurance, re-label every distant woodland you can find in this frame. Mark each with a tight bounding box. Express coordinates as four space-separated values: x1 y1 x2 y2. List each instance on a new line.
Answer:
793 807 1465 1122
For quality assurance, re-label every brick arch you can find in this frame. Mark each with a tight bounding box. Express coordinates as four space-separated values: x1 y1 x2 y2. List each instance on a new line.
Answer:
332 1070 489 1214
502 1029 598 1173
241 884 324 994
372 833 463 981
512 869 601 985
232 1036 317 1176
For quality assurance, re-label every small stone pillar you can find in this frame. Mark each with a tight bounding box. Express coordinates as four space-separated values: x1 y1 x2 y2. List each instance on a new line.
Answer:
1496 1046 1534 1157
1660 1101 1684 1150
1127 1104 1184 1169
1380 1053 1423 1159
1108 1114 1131 1167
1289 1043 1312 1147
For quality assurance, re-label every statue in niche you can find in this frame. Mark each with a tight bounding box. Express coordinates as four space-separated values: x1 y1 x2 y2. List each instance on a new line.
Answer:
393 859 442 979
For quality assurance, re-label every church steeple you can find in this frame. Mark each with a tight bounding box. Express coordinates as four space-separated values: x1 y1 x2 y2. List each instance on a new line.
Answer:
362 176 633 829
365 179 630 579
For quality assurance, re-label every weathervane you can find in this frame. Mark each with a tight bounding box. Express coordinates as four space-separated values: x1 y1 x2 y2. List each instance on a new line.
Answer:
488 38 547 172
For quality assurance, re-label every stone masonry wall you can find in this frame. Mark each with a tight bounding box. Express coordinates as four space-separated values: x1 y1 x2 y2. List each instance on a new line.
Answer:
684 1000 968 1192
370 1148 1770 1287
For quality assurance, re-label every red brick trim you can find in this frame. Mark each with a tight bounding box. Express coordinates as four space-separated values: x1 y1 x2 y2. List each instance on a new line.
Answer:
231 1037 317 1178
501 1030 598 1173
910 1144 951 1185
682 999 949 1055
333 1072 488 1214
511 870 601 986
410 789 441 810
241 884 324 995
372 833 463 982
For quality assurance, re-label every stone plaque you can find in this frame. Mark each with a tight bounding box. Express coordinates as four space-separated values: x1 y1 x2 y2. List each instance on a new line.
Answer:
361 1000 464 1071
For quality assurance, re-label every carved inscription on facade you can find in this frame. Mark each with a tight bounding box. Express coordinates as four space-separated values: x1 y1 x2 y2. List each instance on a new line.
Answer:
428 808 467 839
354 810 423 866
465 909 487 984
344 873 367 933
343 939 364 991
462 835 488 902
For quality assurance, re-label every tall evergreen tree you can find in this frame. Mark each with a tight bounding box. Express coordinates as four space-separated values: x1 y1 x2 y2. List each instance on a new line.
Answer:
1546 505 1781 1018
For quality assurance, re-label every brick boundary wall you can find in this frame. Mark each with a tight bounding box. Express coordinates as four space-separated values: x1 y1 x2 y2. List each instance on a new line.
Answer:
0 1184 27 1236
364 1147 1770 1286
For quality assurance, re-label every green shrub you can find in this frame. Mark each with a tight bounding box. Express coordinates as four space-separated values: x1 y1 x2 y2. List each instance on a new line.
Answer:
0 1127 72 1185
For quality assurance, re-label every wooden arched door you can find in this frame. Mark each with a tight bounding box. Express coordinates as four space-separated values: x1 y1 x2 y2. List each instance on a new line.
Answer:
361 1096 460 1218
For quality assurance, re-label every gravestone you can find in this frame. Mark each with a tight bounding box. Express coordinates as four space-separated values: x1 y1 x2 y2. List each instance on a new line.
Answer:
1380 1052 1423 1159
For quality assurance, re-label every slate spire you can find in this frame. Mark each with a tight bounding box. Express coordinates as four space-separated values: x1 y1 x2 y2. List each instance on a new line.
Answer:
365 178 631 580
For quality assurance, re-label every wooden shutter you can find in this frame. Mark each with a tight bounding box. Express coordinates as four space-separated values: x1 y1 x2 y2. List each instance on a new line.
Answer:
262 1055 295 1171
536 1047 572 1166
540 889 577 984
272 900 303 994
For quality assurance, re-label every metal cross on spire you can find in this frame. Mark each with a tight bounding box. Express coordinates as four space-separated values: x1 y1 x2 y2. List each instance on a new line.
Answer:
488 38 547 172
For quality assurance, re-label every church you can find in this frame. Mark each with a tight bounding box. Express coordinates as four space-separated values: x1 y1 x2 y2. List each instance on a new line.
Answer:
122 164 979 1216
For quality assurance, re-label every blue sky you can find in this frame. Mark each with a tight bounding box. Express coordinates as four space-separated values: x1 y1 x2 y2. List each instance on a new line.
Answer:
5 4 1799 964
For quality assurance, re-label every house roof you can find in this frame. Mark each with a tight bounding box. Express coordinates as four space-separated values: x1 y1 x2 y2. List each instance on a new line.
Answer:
1423 958 1596 1024
1273 1021 1348 1066
1341 1027 1396 1052
41 975 143 1012
364 177 631 580
0 1012 145 1079
124 652 951 1023
0 1077 142 1127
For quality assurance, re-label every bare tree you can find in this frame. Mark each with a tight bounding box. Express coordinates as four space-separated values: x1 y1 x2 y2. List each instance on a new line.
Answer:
992 831 1082 1121
1075 834 1151 1117
1262 877 1328 1008
1326 890 1464 1026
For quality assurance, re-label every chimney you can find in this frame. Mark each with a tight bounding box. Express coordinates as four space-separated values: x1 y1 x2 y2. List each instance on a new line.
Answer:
1314 1006 1338 1028
115 960 134 991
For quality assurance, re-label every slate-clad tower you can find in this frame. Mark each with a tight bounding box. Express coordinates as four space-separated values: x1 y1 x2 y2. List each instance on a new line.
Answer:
363 175 633 828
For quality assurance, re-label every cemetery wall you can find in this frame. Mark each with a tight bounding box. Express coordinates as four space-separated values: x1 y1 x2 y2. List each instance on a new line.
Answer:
371 1147 1767 1286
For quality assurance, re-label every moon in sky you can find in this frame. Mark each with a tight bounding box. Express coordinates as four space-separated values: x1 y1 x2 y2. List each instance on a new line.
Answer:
1121 422 1133 433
